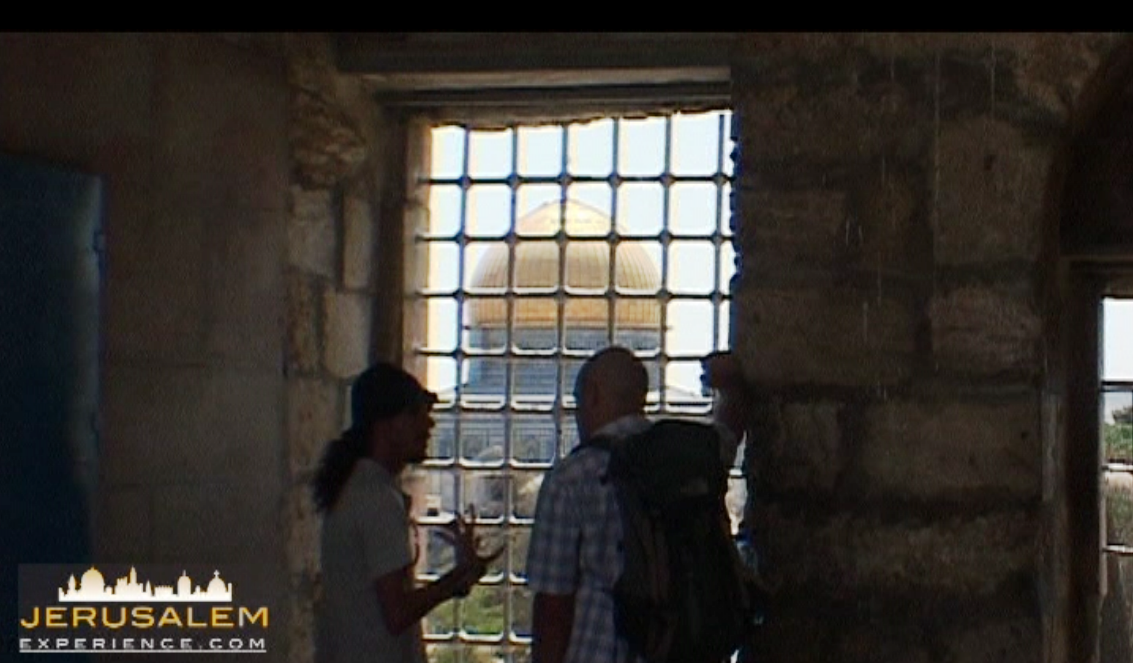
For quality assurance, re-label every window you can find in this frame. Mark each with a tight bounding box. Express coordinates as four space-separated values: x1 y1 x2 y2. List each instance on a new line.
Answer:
1102 297 1133 552
1101 297 1133 658
405 109 738 662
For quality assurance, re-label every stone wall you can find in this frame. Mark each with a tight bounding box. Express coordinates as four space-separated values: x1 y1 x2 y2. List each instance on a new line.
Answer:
730 33 1122 663
263 34 389 663
0 32 295 662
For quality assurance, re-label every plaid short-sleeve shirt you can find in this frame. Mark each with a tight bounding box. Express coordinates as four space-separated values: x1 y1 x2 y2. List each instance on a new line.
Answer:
525 415 652 663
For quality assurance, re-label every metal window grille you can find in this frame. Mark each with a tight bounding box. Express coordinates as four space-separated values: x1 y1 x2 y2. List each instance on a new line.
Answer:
1102 298 1133 559
406 109 738 662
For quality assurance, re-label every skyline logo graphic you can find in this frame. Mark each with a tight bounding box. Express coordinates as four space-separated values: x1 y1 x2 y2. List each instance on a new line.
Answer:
57 566 233 603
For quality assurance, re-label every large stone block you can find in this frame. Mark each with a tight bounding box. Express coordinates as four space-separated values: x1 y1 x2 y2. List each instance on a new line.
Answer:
934 117 1049 264
758 506 1036 595
930 283 1042 376
342 195 374 290
735 58 924 165
733 286 916 386
323 291 372 379
287 378 340 480
286 274 322 374
763 401 844 494
741 165 923 282
856 398 1040 501
740 189 847 276
848 164 922 275
288 186 336 277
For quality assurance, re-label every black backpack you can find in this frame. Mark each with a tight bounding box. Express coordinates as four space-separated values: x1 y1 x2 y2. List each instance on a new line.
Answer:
586 419 757 663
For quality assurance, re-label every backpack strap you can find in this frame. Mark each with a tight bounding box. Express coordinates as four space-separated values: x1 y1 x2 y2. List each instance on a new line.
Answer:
571 433 616 483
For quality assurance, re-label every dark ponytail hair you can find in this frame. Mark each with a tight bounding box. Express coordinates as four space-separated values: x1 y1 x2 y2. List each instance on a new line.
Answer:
311 428 369 513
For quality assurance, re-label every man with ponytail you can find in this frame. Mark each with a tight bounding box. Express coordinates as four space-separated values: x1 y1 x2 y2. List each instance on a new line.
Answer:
314 362 501 663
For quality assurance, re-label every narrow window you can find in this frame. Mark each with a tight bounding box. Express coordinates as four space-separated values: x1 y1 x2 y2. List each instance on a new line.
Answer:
1101 296 1133 660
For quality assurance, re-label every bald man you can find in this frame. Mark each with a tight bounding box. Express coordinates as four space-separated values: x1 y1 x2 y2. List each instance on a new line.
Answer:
526 346 746 663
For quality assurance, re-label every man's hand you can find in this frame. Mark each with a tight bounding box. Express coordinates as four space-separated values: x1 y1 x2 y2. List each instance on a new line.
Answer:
437 505 505 596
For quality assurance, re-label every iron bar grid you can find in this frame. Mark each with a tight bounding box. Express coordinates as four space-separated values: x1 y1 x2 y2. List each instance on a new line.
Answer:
412 110 735 659
1101 375 1133 559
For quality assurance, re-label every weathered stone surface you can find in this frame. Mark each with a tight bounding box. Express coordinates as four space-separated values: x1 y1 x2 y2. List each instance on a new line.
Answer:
342 195 374 289
763 401 844 494
291 90 366 189
741 163 923 280
930 283 1042 376
758 507 1036 594
850 164 922 274
856 399 1041 501
737 74 921 164
934 117 1049 264
733 34 1118 115
1009 32 1123 120
288 590 317 663
286 274 321 374
734 286 916 386
289 186 335 277
944 616 1041 663
323 290 372 378
287 378 339 480
287 484 322 579
741 189 847 275
287 46 338 95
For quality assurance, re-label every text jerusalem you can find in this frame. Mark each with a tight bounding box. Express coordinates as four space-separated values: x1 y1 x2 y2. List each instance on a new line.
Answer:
20 606 269 629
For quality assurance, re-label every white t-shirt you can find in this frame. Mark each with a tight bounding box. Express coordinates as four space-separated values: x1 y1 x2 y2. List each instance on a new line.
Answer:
317 458 424 663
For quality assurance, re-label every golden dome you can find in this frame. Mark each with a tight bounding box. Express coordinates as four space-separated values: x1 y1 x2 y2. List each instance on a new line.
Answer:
468 200 661 329
80 567 104 590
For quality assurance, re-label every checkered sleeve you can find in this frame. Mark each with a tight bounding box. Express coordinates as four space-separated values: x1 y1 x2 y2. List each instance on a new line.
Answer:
525 468 580 596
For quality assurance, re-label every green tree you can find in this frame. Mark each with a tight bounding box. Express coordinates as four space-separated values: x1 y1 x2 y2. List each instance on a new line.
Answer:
1105 421 1133 460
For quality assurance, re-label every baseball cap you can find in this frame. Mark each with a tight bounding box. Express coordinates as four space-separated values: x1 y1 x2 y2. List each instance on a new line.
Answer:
349 362 438 435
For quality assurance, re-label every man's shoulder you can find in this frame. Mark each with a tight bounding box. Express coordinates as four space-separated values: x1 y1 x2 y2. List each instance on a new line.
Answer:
544 445 610 484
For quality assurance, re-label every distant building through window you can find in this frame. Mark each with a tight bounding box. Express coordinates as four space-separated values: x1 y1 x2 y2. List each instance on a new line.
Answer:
405 109 738 662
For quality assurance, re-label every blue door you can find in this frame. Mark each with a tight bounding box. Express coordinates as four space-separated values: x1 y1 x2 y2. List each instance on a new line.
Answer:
0 152 101 661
